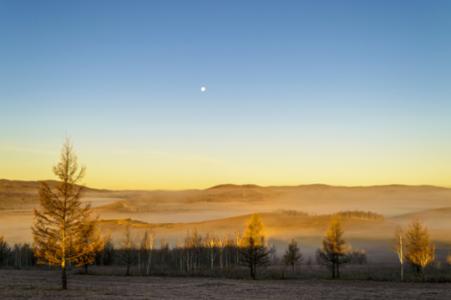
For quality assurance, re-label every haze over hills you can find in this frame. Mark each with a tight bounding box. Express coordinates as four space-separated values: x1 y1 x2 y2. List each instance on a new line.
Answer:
0 179 113 210
2 179 451 260
3 179 451 215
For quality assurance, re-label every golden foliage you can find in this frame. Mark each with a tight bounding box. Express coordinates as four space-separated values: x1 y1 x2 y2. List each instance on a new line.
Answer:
316 217 350 279
405 219 435 271
74 219 104 267
240 214 266 248
322 217 348 256
239 214 270 279
32 140 99 287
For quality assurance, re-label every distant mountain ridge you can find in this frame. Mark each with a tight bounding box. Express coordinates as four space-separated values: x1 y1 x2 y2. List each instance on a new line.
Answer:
2 178 451 217
0 179 108 192
1 178 449 193
0 179 111 210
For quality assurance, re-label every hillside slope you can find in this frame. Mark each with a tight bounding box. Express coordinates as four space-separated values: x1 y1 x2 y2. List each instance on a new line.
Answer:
3 180 451 218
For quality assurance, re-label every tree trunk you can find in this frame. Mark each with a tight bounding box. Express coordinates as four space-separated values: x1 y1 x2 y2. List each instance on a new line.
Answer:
84 263 88 275
62 265 67 290
146 251 152 276
415 265 421 278
400 263 404 281
250 264 256 280
126 263 130 276
336 262 340 279
210 248 214 271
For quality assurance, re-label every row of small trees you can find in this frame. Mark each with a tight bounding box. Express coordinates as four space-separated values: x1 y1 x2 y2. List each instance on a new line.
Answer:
0 217 437 280
313 217 437 280
111 226 245 276
89 215 369 280
0 237 36 268
114 215 272 279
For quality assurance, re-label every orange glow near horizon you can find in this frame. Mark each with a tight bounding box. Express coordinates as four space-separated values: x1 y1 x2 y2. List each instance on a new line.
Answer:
1 141 450 190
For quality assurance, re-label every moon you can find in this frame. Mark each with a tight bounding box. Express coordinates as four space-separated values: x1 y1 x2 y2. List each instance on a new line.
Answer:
200 86 207 92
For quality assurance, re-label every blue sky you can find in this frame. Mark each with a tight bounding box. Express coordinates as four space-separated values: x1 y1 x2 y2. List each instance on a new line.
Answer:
1 0 451 189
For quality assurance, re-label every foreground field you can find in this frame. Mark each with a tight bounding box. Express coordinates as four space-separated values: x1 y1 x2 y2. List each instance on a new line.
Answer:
1 270 451 299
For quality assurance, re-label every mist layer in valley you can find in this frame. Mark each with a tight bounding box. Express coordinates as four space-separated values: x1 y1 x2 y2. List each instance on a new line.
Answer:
2 179 451 261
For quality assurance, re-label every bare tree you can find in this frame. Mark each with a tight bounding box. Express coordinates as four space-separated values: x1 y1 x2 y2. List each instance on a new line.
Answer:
140 230 154 275
405 220 435 279
217 238 225 270
0 236 10 267
205 234 218 271
239 214 270 280
184 229 202 272
122 224 134 276
393 226 404 281
316 217 349 279
96 236 115 266
32 140 95 289
283 239 303 272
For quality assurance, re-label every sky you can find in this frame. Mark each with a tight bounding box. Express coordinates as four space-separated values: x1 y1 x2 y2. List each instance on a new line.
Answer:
1 0 451 190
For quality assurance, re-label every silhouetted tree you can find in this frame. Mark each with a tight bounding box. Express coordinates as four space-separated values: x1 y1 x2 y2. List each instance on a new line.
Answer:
32 140 95 289
121 224 134 276
102 237 115 265
217 238 225 270
405 220 435 279
0 236 11 267
139 231 154 275
283 239 303 272
348 249 367 264
316 217 349 279
205 234 218 271
184 229 202 272
239 214 270 279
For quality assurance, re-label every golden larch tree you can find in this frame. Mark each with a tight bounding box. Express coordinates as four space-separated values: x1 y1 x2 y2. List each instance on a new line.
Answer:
239 214 269 279
316 217 350 279
405 219 435 278
32 140 98 289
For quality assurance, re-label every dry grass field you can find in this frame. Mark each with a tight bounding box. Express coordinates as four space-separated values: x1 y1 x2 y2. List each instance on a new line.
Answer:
1 270 451 300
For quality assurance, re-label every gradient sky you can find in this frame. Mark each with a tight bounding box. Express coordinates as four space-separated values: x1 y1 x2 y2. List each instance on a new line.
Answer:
1 0 451 189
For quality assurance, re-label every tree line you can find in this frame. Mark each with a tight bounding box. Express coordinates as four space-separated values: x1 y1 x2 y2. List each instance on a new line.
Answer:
0 237 36 268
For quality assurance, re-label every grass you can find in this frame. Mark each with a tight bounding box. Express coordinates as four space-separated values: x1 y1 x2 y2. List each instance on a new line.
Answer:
2 268 451 299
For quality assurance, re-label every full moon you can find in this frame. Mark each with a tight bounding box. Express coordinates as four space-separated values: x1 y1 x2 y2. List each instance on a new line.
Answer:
200 86 207 92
